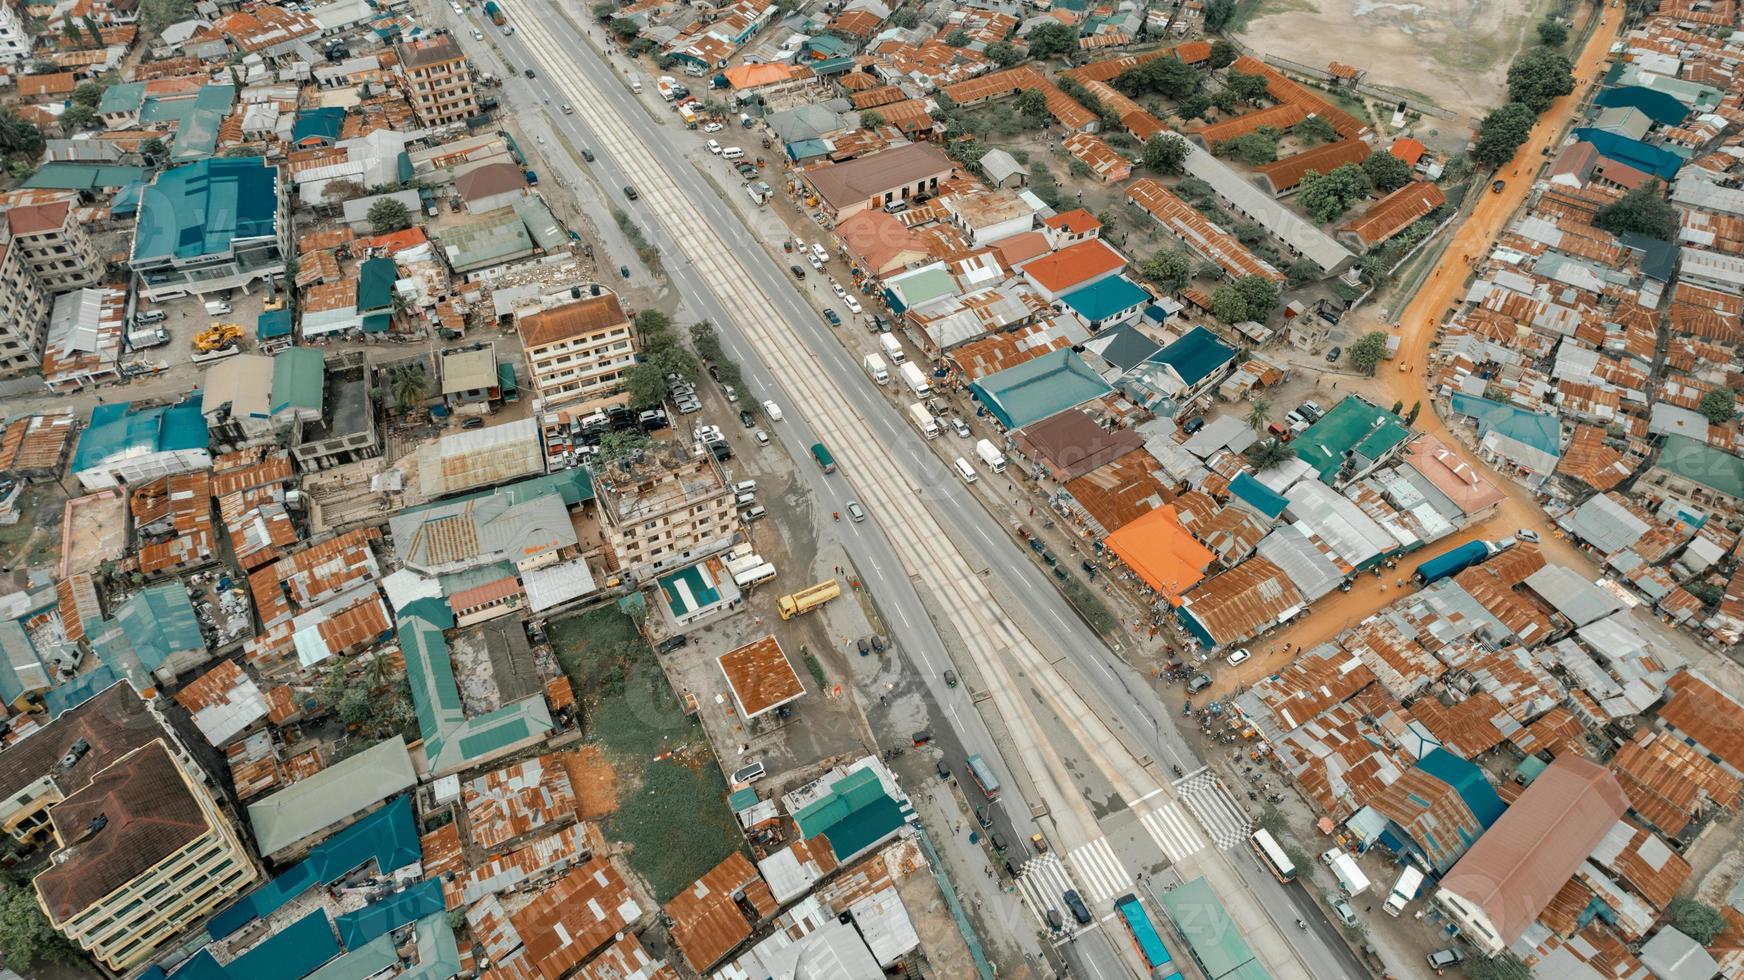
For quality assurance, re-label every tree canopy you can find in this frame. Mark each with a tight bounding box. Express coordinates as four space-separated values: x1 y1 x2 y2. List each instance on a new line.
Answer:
1297 163 1371 223
1361 149 1413 192
367 197 411 233
1140 249 1192 292
1348 331 1390 373
1203 0 1236 31
0 107 45 157
1210 276 1281 323
985 41 1019 67
1225 71 1270 105
1291 115 1336 145
1025 22 1077 60
1698 387 1738 425
1536 18 1568 47
1594 181 1678 240
1215 129 1278 165
0 873 79 971
1507 46 1575 113
1472 101 1537 168
1118 56 1204 99
1245 439 1294 470
1142 133 1189 173
1208 39 1239 69
1668 898 1727 944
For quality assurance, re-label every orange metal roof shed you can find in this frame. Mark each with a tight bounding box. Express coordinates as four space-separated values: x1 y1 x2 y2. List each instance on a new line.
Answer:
1104 504 1214 599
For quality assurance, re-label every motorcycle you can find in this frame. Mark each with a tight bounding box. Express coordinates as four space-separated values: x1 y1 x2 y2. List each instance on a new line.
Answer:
1170 764 1183 778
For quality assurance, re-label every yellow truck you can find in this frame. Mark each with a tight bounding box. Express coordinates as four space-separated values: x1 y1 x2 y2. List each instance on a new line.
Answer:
777 579 840 620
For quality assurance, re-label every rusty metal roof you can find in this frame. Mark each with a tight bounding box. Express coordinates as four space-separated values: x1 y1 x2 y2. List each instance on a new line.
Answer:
718 636 805 719
0 410 75 474
1610 728 1743 838
665 851 774 972
463 754 577 851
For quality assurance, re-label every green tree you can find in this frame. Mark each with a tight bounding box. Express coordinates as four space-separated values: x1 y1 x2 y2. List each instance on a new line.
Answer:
367 197 412 233
140 136 167 166
1466 955 1530 980
1246 438 1294 470
338 686 373 726
0 872 79 970
944 29 970 46
1142 133 1189 173
1017 88 1049 126
388 363 430 410
59 104 100 131
1140 249 1191 292
1285 258 1322 283
634 308 673 342
82 13 103 47
1594 180 1678 240
1536 18 1568 47
1361 149 1412 191
608 16 639 40
1208 39 1239 69
0 107 45 156
72 82 104 107
860 109 884 129
1297 163 1371 223
1177 92 1212 120
597 427 653 463
1245 397 1271 430
1291 115 1336 145
1025 22 1077 60
1686 580 1725 606
890 9 919 28
1119 57 1203 99
1216 129 1277 165
1225 71 1270 105
1203 0 1236 30
1668 898 1727 943
1507 46 1575 113
138 0 193 36
1472 101 1536 168
985 41 1019 67
623 363 667 408
592 1 616 17
1347 330 1390 373
1234 275 1280 320
1698 388 1738 425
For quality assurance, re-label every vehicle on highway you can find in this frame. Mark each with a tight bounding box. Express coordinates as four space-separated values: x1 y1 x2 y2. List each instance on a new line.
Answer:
1226 648 1251 667
561 104 573 114
1114 894 1178 975
619 265 630 278
763 400 783 421
847 501 865 523
1517 528 1540 542
1044 909 1064 932
811 442 835 472
1326 346 1342 362
822 308 840 326
501 24 513 34
523 68 534 78
966 754 1000 800
789 265 805 279
1427 949 1465 969
623 185 638 200
1063 890 1092 925
1491 179 1506 193
471 28 483 39
1330 895 1357 926
581 148 594 162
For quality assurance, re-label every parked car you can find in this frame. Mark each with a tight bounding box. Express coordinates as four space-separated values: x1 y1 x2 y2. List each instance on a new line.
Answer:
823 308 841 326
1427 949 1465 969
831 281 847 298
1517 528 1541 543
1326 346 1342 363
754 429 769 446
845 296 863 314
739 409 756 428
1331 896 1357 926
460 417 485 429
789 265 806 279
1226 648 1251 667
704 121 723 133
950 417 971 438
1186 672 1213 693
1182 415 1206 435
655 635 689 653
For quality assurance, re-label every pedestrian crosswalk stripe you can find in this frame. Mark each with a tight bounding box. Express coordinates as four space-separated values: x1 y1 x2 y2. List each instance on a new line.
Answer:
1139 802 1206 862
1176 770 1254 850
1066 837 1129 902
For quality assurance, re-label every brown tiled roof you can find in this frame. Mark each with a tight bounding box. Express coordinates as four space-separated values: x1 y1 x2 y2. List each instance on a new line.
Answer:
946 323 1071 380
1014 409 1145 482
1556 424 1635 490
850 85 908 109
1254 138 1371 194
17 73 76 98
665 852 775 971
718 637 804 718
1192 103 1306 145
500 857 639 978
0 683 158 803
7 201 70 236
399 35 465 69
55 574 100 645
1342 181 1445 248
1591 819 1690 913
464 754 577 851
1251 644 1374 732
315 593 392 655
1228 55 1366 138
517 294 629 350
1407 691 1507 758
174 660 250 715
34 740 211 924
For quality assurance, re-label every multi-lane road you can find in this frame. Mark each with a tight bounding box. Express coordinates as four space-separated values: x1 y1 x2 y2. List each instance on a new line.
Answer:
451 4 1367 976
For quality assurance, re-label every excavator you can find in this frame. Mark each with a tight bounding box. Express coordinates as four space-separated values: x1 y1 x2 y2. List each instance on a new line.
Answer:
191 322 243 363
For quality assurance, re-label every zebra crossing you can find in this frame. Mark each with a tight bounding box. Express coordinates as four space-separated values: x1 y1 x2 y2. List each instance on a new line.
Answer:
1013 852 1075 927
1065 836 1131 902
1175 768 1254 850
1138 801 1208 862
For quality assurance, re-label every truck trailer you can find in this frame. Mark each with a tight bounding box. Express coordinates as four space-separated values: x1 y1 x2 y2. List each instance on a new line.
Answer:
975 438 1006 473
483 1 505 24
878 332 905 363
899 362 930 397
778 579 840 620
1412 539 1493 585
908 403 939 439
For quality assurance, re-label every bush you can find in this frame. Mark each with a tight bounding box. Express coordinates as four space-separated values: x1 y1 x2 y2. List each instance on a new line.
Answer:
1348 331 1390 373
1594 181 1678 240
1507 46 1574 113
367 197 411 234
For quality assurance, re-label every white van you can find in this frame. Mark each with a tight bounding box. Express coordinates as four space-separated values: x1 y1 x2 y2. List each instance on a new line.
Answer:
732 480 756 496
707 139 722 154
810 243 828 264
878 332 904 363
742 504 766 521
954 457 978 483
204 300 232 316
629 76 643 93
763 400 783 421
721 146 745 161
1383 866 1424 916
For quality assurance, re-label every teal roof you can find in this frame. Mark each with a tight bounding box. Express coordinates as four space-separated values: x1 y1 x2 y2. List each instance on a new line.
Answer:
659 563 721 616
1293 395 1411 482
728 787 759 811
111 180 146 216
1447 394 1562 457
92 583 203 688
496 361 517 394
358 257 396 315
336 878 444 948
231 910 341 980
786 138 831 161
308 913 458 980
1571 127 1683 179
257 308 292 340
210 796 419 939
168 85 236 162
398 605 554 775
98 81 146 115
792 767 909 862
1592 85 1688 126
397 468 595 518
43 665 118 718
1060 275 1151 324
271 347 325 416
72 399 210 473
1228 471 1287 520
1156 876 1260 979
292 106 347 145
134 157 278 263
884 266 957 313
970 349 1114 430
1417 749 1505 828
23 162 146 191
1656 434 1744 501
1150 325 1237 388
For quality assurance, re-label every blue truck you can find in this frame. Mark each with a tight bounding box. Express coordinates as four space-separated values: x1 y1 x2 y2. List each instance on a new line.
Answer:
1412 540 1495 586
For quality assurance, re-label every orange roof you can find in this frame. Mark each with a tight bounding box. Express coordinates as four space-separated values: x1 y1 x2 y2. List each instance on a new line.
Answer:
722 62 808 90
1022 238 1126 294
664 852 776 971
1255 138 1371 194
7 201 70 236
1342 180 1446 248
17 73 75 98
989 230 1052 268
356 226 429 255
1104 504 1214 599
1229 55 1366 138
1192 103 1307 146
1043 208 1101 235
718 636 805 718
1389 137 1426 166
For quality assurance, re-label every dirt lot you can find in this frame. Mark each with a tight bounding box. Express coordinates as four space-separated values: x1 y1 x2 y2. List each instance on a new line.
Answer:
1234 0 1560 123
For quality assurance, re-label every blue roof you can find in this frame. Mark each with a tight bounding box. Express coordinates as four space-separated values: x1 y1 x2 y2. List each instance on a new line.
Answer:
1059 275 1151 324
176 910 340 980
22 162 146 191
257 308 292 340
1416 748 1506 829
1228 471 1288 520
72 399 209 474
1447 394 1562 457
43 665 118 718
167 85 236 163
292 106 347 145
134 157 279 263
111 180 146 216
335 879 445 949
786 138 831 161
970 349 1114 430
209 796 420 938
1593 85 1688 127
1571 128 1683 180
92 583 203 687
1150 325 1237 388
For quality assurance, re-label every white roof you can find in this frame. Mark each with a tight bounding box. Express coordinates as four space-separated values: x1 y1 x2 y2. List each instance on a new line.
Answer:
1179 143 1353 272
521 558 598 612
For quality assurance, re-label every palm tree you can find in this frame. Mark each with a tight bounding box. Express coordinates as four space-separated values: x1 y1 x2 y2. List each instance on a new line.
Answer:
388 364 429 410
1246 397 1271 430
1246 438 1294 471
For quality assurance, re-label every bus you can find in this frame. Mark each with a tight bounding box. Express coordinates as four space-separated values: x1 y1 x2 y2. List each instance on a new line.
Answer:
1250 829 1297 883
965 754 1000 801
1113 894 1183 980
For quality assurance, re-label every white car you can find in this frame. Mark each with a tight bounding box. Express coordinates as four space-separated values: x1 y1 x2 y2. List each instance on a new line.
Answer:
706 139 722 154
1226 648 1252 667
471 28 483 39
704 121 723 132
831 281 846 298
808 255 822 270
844 296 863 315
1517 528 1541 543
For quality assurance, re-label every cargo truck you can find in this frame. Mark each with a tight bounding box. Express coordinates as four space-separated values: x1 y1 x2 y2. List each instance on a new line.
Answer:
483 0 505 24
899 361 930 396
1412 539 1495 585
810 442 835 473
1321 848 1371 896
1383 866 1424 916
863 353 889 385
975 438 1006 473
778 579 840 620
657 76 677 101
878 332 904 363
908 403 939 439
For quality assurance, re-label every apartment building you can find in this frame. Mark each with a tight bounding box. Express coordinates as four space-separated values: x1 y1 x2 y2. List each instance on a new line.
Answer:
131 157 287 300
0 0 31 65
7 200 100 293
398 35 478 128
0 240 50 376
516 290 636 411
597 443 736 579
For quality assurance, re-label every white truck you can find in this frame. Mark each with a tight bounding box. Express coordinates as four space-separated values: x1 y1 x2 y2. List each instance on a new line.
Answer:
899 361 931 397
878 332 905 363
863 353 889 385
1382 866 1424 916
975 438 1006 473
657 75 677 101
1321 848 1371 896
908 403 939 439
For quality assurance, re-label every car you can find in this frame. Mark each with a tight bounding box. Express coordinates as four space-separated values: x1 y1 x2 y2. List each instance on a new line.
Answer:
1284 410 1307 429
722 384 737 403
561 103 573 114
460 417 486 430
1187 672 1213 693
789 265 806 279
1044 908 1064 932
1326 346 1342 363
830 281 846 298
704 121 723 133
950 417 971 438
732 761 765 783
707 139 722 154
943 669 958 688
620 265 631 278
655 634 688 653
1517 528 1541 543
1300 399 1324 418
754 429 769 446
1491 179 1506 193
501 24 513 34
523 68 535 78
808 255 822 270
844 296 863 315
1331 896 1357 926
989 831 1008 852
1426 949 1465 969
739 409 756 428
1063 890 1092 925
823 309 841 326
623 185 638 200
847 501 866 523
581 148 595 162
1182 415 1206 435
471 28 483 39
1226 648 1251 667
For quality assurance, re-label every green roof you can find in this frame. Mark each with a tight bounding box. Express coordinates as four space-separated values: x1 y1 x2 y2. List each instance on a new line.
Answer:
1656 434 1744 501
292 106 347 145
358 257 397 314
1060 275 1152 324
397 605 554 775
246 737 417 856
1447 393 1562 457
167 85 236 162
335 878 444 948
72 398 209 473
1293 395 1410 482
257 308 292 340
792 767 909 862
133 157 278 263
22 162 146 191
1156 876 1260 979
970 349 1114 430
1150 325 1237 388
884 265 956 313
271 347 325 417
91 583 203 688
98 81 146 115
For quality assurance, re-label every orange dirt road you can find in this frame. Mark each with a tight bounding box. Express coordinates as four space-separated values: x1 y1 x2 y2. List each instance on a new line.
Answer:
1204 8 1625 698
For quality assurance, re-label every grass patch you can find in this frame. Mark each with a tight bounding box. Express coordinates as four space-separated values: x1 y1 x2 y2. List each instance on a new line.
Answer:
804 652 827 689
1058 572 1119 636
549 605 742 901
1227 0 1317 32
0 486 62 567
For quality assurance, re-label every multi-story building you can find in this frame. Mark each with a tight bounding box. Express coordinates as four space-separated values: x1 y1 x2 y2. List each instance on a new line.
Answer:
597 442 736 579
7 200 100 293
398 35 478 128
0 0 32 65
130 157 287 301
517 291 636 411
1 684 258 973
0 239 50 376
